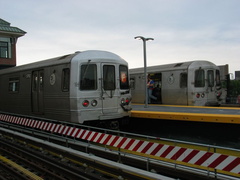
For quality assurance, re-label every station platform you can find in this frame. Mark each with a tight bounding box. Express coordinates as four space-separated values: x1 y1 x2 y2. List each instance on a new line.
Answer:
131 104 240 124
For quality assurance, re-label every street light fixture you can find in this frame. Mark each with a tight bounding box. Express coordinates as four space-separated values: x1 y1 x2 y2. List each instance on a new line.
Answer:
134 36 154 108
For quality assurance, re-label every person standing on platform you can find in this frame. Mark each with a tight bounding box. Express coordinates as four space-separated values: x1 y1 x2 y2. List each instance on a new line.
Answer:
147 75 157 104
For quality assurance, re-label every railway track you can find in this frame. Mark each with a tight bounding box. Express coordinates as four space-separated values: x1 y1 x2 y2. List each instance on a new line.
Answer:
0 134 104 180
0 112 239 180
0 126 175 180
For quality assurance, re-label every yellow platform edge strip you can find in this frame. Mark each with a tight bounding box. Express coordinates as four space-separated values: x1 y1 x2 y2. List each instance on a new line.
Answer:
131 110 240 124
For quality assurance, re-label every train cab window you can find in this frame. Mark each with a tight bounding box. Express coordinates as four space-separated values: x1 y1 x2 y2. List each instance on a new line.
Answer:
216 70 221 86
207 70 214 87
119 65 129 89
194 69 205 87
180 73 187 88
62 68 70 92
103 65 115 90
9 77 20 92
80 64 97 90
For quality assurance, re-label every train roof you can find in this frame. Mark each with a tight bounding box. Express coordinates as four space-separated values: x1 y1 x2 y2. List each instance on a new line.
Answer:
129 60 217 74
0 50 127 75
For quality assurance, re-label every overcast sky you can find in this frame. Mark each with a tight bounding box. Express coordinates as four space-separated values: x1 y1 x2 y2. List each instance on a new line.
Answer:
1 0 240 75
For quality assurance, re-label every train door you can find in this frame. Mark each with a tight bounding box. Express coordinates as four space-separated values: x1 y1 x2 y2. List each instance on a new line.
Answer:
179 72 188 105
101 63 118 114
206 69 216 101
32 70 44 114
151 73 162 104
194 68 217 106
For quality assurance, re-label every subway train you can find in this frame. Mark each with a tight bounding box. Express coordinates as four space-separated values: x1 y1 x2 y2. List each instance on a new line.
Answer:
130 60 223 106
0 50 131 128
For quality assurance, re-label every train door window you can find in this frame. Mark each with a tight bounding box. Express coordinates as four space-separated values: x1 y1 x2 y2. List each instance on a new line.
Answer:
33 73 38 91
80 64 97 90
180 73 187 88
62 68 70 92
130 77 135 90
39 71 44 91
207 70 214 87
119 65 129 89
216 70 221 86
195 69 205 87
103 65 115 90
8 77 20 92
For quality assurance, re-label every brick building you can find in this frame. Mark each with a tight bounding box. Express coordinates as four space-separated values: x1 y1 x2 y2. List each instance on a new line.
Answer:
0 18 26 69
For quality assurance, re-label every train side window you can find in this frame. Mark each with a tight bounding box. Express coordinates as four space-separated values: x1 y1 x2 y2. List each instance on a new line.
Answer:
80 64 97 90
180 73 187 88
62 68 70 92
216 70 221 86
103 65 115 90
195 69 205 87
119 65 129 89
9 77 20 92
207 70 214 87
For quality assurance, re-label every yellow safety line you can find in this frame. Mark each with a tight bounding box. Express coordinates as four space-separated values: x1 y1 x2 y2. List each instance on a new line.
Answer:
0 155 43 180
131 110 240 124
133 103 240 109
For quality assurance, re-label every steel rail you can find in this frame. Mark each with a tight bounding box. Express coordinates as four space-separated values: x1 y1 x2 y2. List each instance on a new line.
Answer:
0 125 236 180
0 112 239 179
0 127 174 180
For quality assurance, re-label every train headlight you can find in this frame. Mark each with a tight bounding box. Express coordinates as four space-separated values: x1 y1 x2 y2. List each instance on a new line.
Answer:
196 93 200 98
121 98 125 104
201 93 205 98
91 100 98 107
121 97 131 105
82 100 89 107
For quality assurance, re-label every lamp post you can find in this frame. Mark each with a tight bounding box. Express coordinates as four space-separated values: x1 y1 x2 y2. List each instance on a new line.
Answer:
134 36 154 108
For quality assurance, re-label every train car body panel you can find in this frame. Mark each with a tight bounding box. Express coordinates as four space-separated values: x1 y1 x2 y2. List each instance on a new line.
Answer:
0 54 74 120
130 61 222 106
0 50 131 125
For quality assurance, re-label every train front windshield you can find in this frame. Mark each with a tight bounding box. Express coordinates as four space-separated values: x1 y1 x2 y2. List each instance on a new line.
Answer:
119 65 129 90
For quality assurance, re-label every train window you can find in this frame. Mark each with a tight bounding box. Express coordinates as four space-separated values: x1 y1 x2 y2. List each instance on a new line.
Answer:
62 68 70 92
195 69 205 87
216 70 221 86
130 78 135 90
119 65 129 89
33 73 38 91
180 73 187 88
39 71 44 91
207 70 214 87
80 64 97 90
103 65 115 90
8 77 20 92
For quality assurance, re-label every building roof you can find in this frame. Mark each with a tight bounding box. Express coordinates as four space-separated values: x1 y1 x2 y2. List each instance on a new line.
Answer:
0 18 26 37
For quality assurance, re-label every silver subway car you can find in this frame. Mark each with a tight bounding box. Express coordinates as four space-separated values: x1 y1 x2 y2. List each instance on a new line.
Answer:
130 61 222 106
0 50 131 127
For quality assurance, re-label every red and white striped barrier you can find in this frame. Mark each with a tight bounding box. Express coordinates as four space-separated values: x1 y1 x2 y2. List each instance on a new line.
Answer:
0 114 239 176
